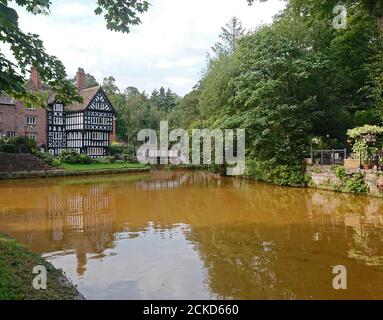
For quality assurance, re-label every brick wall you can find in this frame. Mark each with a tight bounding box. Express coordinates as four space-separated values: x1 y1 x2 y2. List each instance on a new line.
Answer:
0 104 17 138
0 102 47 146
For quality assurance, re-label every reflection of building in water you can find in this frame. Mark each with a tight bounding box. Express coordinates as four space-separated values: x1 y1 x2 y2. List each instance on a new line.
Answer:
48 185 116 276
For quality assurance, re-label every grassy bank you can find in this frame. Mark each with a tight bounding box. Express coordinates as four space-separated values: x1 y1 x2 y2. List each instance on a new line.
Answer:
0 166 150 180
0 233 83 300
60 162 147 171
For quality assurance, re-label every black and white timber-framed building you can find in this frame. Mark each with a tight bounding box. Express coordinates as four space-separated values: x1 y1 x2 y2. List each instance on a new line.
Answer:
47 68 116 157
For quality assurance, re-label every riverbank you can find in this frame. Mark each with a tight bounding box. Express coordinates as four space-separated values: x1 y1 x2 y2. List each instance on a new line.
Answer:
0 233 84 300
176 163 383 198
0 166 150 180
306 165 383 197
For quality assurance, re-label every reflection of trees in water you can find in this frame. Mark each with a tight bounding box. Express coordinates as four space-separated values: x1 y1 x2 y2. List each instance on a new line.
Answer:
183 180 383 300
348 225 383 267
306 189 383 268
186 225 297 300
186 222 383 300
1 171 383 291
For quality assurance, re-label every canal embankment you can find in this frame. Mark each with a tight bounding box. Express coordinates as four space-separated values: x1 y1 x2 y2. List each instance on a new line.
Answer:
0 233 84 300
306 165 383 197
0 167 150 180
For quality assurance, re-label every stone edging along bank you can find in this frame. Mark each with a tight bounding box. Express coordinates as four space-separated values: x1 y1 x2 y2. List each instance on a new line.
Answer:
0 167 151 180
306 165 383 197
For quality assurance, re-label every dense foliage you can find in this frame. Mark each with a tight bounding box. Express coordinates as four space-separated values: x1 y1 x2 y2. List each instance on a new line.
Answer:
4 0 383 186
335 166 370 194
347 125 383 160
167 2 383 185
0 136 37 153
104 76 179 148
0 0 149 105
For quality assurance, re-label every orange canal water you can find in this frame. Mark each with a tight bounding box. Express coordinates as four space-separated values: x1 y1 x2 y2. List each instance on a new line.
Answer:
0 170 383 300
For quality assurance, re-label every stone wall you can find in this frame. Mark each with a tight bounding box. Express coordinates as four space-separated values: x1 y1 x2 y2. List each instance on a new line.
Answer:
307 165 383 197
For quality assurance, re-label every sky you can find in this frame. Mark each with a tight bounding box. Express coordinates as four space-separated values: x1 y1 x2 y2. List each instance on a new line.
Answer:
10 0 286 96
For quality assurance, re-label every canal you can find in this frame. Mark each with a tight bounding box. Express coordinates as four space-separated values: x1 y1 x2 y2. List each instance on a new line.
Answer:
0 170 383 299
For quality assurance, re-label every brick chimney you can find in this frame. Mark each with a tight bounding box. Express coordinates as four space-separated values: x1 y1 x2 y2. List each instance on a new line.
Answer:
30 66 42 90
75 68 86 90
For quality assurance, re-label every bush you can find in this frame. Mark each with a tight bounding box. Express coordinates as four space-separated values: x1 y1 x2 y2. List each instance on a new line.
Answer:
344 173 369 194
334 166 369 194
59 150 94 164
96 157 112 164
108 145 125 156
51 158 62 167
60 149 81 164
108 143 135 162
78 153 92 164
8 136 37 153
36 152 55 165
0 144 18 153
247 159 310 187
334 166 346 180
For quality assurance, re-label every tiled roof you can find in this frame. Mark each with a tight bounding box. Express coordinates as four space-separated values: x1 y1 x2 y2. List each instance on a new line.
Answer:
66 86 101 112
1 85 103 111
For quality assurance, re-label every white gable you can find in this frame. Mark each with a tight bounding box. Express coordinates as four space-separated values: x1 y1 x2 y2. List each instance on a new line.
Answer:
88 91 113 112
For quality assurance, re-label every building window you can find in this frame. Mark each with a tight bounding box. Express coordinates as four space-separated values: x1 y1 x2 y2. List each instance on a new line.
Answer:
26 116 37 125
92 132 103 140
27 133 37 141
27 103 36 110
53 104 63 112
7 131 15 138
53 117 63 125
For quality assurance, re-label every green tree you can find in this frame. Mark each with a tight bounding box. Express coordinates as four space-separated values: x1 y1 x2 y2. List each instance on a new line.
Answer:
169 88 201 130
211 16 246 58
0 0 149 104
102 76 120 96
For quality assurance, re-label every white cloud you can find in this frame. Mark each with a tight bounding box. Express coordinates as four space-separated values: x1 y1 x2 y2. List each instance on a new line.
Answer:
153 57 205 70
164 77 196 90
10 0 286 95
55 2 91 17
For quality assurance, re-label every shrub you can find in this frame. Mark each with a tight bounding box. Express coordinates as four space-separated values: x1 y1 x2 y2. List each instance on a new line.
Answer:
108 143 135 162
335 166 346 180
96 157 112 164
51 158 62 167
8 136 37 153
0 144 18 153
108 145 125 156
247 159 310 187
344 173 369 194
78 153 92 164
60 149 81 164
36 152 55 165
334 166 369 194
